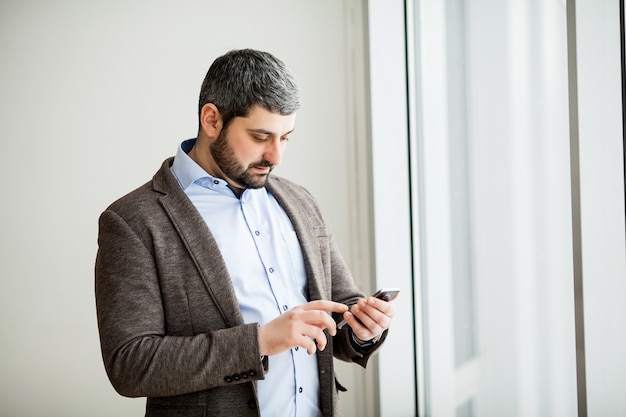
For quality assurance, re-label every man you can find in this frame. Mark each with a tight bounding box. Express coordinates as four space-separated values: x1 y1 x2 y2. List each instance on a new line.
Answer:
95 49 395 417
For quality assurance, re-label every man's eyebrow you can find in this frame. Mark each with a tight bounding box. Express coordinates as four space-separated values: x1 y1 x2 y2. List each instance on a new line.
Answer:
247 128 295 136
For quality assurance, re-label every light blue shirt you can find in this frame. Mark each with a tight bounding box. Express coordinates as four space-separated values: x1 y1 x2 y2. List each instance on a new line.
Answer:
170 139 322 417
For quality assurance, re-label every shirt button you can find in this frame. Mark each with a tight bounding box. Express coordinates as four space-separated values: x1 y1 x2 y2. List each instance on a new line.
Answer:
255 230 260 236
295 346 299 351
299 387 303 393
269 267 274 273
283 305 288 311
213 179 219 184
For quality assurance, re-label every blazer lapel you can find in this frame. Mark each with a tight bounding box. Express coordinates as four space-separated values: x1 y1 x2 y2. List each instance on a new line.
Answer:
152 158 244 328
266 176 330 302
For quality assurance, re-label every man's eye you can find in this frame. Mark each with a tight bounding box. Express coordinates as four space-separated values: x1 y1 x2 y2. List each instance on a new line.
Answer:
281 136 290 141
254 136 269 142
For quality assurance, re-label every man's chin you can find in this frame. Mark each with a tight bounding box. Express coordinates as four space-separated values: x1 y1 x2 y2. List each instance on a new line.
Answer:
241 173 270 189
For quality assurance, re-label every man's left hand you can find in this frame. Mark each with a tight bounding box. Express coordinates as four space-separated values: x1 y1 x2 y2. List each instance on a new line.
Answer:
341 296 396 342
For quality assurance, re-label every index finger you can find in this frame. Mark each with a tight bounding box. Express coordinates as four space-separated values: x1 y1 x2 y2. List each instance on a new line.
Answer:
302 300 349 313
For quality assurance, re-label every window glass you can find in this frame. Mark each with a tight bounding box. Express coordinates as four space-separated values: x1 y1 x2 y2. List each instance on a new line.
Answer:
413 0 578 415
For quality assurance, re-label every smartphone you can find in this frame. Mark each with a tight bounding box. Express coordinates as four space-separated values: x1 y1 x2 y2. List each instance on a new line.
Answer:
337 287 400 330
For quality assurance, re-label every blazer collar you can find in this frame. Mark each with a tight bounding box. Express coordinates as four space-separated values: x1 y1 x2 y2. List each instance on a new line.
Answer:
152 158 245 328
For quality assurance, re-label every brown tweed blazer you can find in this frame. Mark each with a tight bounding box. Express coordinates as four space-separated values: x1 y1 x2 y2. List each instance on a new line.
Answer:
95 157 386 417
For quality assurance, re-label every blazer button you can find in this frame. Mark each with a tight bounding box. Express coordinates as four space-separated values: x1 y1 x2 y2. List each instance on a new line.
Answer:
224 376 233 383
241 371 249 379
233 373 241 381
249 370 257 377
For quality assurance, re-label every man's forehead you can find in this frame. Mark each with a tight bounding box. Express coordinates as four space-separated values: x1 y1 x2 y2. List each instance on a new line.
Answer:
238 106 297 133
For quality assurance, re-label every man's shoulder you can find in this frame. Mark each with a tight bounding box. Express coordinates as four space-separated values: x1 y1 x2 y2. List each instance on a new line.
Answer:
103 158 176 217
106 180 156 212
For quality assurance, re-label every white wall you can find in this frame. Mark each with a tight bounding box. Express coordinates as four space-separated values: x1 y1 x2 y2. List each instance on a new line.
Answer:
0 1 378 416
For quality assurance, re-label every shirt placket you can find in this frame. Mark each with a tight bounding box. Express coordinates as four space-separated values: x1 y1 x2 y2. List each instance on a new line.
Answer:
240 192 312 415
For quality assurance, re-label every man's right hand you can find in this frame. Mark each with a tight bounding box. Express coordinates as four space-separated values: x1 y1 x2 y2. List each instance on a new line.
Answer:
258 300 349 356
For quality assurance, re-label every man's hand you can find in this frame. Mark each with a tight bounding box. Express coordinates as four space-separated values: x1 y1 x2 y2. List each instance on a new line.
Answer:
258 300 349 356
341 296 396 342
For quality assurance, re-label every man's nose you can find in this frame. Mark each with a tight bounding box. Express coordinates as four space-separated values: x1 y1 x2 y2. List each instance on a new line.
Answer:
263 139 284 166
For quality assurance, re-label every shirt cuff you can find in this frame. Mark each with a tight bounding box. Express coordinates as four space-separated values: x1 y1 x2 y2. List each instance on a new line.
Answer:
349 331 381 350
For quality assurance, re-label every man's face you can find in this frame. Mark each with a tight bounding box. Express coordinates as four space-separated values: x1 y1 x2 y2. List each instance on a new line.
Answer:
210 105 296 191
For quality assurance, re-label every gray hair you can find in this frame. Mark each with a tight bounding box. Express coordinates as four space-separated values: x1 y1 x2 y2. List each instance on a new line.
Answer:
198 49 300 129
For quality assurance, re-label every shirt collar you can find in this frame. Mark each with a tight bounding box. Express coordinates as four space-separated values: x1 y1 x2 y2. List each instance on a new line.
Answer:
170 138 217 190
171 138 256 197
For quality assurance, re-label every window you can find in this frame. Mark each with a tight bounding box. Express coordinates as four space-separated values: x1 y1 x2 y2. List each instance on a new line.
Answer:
370 0 626 415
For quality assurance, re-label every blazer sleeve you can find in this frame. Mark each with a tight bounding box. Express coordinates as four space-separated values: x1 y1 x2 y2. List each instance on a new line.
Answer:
326 230 389 366
95 208 266 398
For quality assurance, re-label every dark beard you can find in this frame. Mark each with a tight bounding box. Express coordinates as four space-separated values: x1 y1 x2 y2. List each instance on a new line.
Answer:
209 130 274 189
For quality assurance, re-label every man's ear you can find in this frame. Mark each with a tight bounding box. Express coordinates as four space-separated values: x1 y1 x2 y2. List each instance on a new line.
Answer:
199 103 223 138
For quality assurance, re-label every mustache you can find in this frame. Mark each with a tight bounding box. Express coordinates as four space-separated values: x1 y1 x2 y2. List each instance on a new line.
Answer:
249 160 274 169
